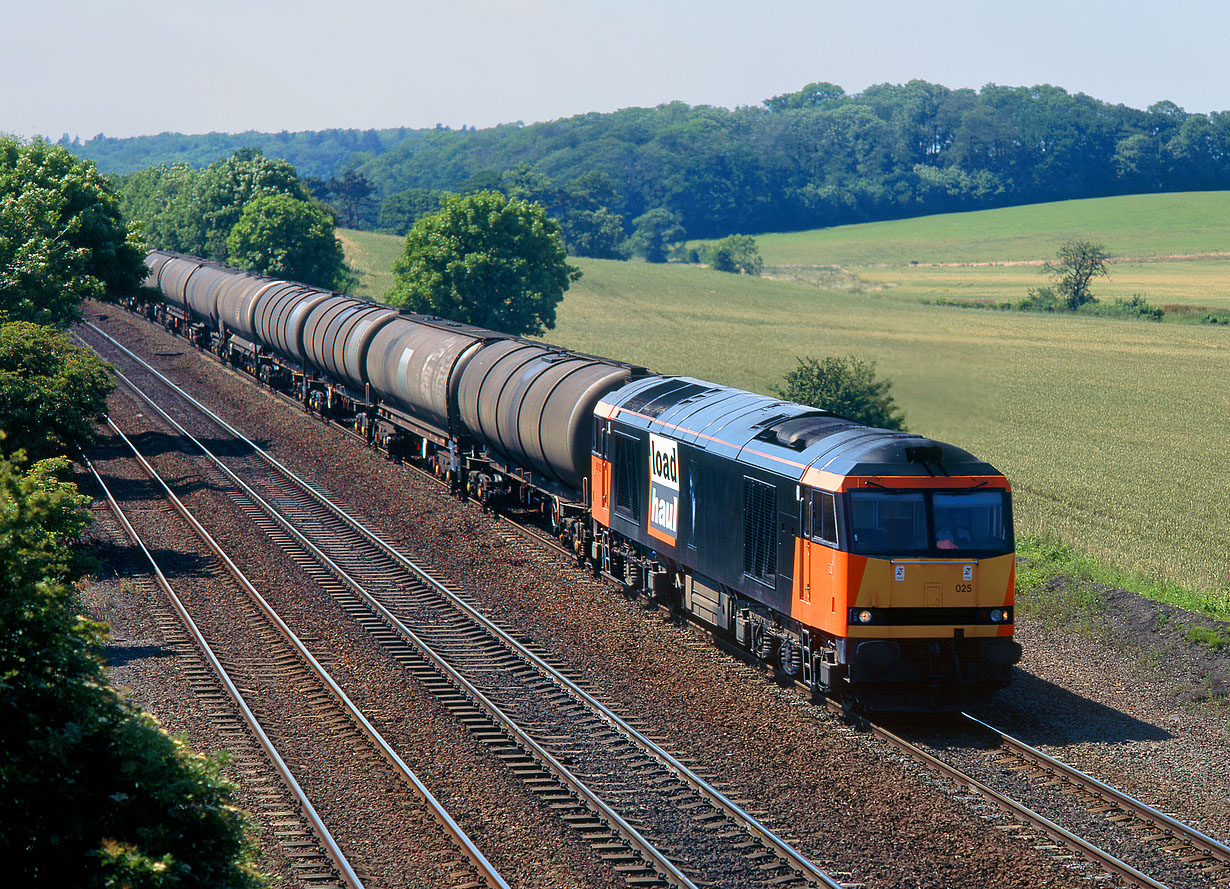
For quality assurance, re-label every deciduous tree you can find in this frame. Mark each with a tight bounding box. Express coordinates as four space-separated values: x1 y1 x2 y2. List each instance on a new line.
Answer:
707 234 763 275
774 354 906 430
195 148 311 260
377 187 446 235
0 454 262 888
1043 239 1111 309
0 321 113 461
227 194 355 292
0 137 144 327
389 190 580 335
627 208 684 263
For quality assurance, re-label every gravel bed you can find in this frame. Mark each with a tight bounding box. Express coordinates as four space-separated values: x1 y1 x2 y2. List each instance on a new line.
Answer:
78 302 1229 887
84 391 621 889
78 515 312 885
888 714 1223 889
980 609 1230 832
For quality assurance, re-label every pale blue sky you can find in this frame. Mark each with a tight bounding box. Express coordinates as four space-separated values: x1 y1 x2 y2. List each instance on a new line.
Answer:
5 0 1227 140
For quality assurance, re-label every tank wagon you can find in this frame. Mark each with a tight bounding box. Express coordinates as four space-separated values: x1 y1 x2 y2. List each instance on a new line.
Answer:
138 250 1021 710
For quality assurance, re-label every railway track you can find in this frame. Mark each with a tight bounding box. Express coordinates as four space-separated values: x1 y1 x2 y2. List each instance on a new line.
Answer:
82 324 844 889
84 431 507 889
85 468 361 889
963 713 1230 885
848 705 1230 889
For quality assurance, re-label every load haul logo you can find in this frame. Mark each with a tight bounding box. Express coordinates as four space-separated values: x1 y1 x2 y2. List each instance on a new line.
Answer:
648 433 679 544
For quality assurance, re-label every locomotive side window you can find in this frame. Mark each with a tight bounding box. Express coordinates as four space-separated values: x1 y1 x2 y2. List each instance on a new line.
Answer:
592 418 602 455
813 491 838 547
611 431 641 521
848 491 928 555
743 477 776 584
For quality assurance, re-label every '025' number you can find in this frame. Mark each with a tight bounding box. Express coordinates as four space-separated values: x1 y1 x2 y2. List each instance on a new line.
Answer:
954 583 973 593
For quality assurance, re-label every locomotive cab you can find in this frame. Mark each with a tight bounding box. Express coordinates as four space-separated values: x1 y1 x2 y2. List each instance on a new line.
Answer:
794 477 1021 710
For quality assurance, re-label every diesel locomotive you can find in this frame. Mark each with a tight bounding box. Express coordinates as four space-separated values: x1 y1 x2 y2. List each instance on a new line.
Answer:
136 250 1021 710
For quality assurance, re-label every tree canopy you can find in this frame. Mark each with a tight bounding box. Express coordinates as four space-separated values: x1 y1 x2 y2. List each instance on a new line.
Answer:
90 81 1230 260
706 235 763 275
389 190 580 336
0 138 145 327
627 208 684 263
774 354 906 430
376 187 446 235
118 148 354 291
227 193 355 291
0 322 113 462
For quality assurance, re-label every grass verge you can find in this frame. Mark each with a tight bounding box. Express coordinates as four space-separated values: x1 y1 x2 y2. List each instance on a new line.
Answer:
1016 535 1230 624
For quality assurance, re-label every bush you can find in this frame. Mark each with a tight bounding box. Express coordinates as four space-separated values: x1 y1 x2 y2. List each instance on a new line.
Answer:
1018 286 1062 312
706 235 763 275
1083 294 1164 321
773 354 906 430
929 297 1013 311
0 454 263 887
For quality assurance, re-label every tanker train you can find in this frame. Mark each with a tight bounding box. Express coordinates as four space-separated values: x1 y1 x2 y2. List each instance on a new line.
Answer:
136 250 1021 710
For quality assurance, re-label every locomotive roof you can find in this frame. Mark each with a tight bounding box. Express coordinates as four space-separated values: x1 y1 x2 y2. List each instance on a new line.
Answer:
603 375 1004 483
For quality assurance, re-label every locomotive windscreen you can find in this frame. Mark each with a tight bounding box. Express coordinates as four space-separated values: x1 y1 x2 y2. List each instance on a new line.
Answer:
848 492 928 555
847 490 1012 556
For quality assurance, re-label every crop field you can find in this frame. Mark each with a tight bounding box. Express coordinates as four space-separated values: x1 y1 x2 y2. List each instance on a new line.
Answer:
758 192 1230 313
756 192 1230 266
339 194 1230 605
843 260 1230 310
337 229 402 301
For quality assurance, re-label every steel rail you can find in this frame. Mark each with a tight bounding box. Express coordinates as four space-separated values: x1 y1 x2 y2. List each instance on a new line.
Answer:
963 712 1230 864
96 416 510 889
856 709 1170 889
84 318 843 889
82 451 365 889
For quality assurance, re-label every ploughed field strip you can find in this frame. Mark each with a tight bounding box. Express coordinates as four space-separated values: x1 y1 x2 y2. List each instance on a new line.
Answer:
80 323 843 889
83 420 506 889
862 709 1230 889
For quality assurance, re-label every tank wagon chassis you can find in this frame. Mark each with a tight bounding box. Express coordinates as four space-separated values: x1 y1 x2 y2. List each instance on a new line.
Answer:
129 252 1022 711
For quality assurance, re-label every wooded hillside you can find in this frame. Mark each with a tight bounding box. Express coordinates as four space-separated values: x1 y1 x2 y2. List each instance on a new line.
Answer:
74 80 1230 241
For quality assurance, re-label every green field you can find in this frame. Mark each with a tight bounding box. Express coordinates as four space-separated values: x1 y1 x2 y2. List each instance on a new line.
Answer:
338 229 403 301
756 192 1230 312
757 192 1230 266
338 194 1230 606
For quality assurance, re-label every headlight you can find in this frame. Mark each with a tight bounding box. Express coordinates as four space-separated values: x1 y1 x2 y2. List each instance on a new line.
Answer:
848 607 880 625
989 608 1012 623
